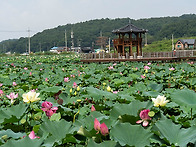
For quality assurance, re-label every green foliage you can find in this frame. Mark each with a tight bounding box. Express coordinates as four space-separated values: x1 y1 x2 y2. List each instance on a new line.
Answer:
110 123 153 147
155 118 196 147
143 36 196 52
2 137 44 147
87 139 119 147
0 103 27 124
0 55 195 146
1 14 196 53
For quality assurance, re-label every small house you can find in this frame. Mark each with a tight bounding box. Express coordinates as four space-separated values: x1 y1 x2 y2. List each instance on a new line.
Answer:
175 39 196 50
50 46 70 53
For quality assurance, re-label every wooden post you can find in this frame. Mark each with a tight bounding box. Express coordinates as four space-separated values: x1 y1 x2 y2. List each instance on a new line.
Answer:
129 33 133 56
122 34 125 56
139 33 142 56
136 33 139 56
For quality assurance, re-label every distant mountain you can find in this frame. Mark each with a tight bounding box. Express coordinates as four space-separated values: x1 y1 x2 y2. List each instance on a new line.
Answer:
0 14 196 53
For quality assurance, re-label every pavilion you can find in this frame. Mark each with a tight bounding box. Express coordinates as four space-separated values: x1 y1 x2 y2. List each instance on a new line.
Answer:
112 23 147 58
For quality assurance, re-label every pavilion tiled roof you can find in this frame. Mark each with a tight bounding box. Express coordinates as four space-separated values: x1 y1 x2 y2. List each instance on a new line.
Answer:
112 23 147 34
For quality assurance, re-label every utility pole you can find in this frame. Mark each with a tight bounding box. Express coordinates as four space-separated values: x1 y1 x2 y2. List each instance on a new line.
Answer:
100 31 103 49
71 29 74 51
96 31 107 50
172 34 174 51
39 43 41 52
27 28 31 54
145 33 148 46
65 29 67 50
109 37 111 53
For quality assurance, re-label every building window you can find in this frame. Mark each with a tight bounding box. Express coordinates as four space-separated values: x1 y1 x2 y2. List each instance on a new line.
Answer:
177 45 181 48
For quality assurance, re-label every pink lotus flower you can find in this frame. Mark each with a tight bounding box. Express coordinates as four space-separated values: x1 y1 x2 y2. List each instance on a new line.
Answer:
187 61 194 64
147 62 151 65
31 89 37 92
41 101 58 118
24 67 28 70
29 72 32 76
70 75 75 78
73 82 77 88
113 91 118 94
91 105 96 112
141 75 146 79
6 92 18 104
108 66 114 70
169 67 175 71
45 78 48 82
11 63 14 66
12 82 17 86
136 109 151 127
28 131 40 139
94 118 101 133
0 90 3 95
100 122 109 136
94 118 109 136
144 66 150 70
0 83 3 87
64 77 70 82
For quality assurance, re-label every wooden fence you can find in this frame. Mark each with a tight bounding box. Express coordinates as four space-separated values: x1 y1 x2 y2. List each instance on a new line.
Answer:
80 50 196 60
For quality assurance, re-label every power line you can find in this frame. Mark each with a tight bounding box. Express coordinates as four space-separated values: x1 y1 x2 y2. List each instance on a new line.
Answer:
0 30 26 32
0 30 35 33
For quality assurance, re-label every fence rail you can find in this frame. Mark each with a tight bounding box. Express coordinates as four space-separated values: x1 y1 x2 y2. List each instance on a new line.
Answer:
80 50 196 60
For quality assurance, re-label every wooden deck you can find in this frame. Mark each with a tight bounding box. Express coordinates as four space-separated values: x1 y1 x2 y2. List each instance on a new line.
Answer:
80 50 196 63
81 56 196 63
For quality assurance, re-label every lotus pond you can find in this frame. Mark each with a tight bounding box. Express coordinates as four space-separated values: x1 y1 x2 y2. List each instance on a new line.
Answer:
0 54 195 147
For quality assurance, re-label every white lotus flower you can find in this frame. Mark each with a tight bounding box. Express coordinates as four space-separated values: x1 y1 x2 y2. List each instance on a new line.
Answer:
22 91 40 103
151 95 169 107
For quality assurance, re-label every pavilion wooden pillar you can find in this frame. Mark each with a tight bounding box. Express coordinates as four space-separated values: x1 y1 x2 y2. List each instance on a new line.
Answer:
139 33 142 56
122 34 125 56
129 33 132 56
136 33 139 56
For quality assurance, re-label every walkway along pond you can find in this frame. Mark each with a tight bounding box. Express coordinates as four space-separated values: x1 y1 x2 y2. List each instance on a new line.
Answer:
80 50 196 63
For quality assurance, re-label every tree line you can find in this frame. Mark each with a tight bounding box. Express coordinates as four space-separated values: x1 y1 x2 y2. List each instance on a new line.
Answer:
0 14 196 53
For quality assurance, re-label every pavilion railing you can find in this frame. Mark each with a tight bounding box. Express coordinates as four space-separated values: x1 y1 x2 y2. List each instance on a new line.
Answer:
113 38 141 45
80 50 196 60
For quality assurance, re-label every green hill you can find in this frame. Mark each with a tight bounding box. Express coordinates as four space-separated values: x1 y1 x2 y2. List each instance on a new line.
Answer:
143 36 196 52
1 14 196 53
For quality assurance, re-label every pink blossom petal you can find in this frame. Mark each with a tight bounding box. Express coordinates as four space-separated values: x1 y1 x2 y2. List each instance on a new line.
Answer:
51 107 58 111
94 118 100 131
91 105 96 112
28 131 39 139
136 120 143 124
100 122 109 136
142 120 149 127
41 108 48 112
0 90 3 94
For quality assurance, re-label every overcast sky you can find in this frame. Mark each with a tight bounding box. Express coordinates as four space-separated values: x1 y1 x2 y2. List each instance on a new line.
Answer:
0 0 196 42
